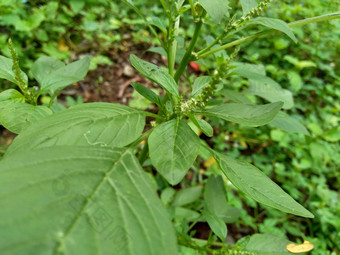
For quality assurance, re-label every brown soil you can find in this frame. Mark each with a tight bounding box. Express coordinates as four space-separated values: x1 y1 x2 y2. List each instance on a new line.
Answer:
61 43 167 105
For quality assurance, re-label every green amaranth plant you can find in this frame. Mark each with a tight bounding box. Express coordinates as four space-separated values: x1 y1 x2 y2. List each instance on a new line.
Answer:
0 1 339 254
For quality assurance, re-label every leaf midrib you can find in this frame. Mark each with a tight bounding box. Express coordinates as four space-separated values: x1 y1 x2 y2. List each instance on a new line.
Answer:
53 148 130 255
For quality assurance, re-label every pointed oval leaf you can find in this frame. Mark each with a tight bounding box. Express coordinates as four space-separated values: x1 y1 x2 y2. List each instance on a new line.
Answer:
39 56 91 95
131 82 162 107
188 114 213 137
6 103 145 155
203 102 283 127
270 111 310 135
246 17 297 43
191 76 212 96
204 175 241 223
172 186 202 207
31 56 65 85
202 210 227 242
205 175 227 217
0 146 178 255
0 101 52 134
211 149 314 218
148 119 200 185
130 54 179 97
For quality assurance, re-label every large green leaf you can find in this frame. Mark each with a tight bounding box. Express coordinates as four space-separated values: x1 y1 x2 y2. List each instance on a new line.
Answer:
148 119 200 185
210 149 314 218
0 146 178 255
38 56 91 95
199 0 230 23
203 102 283 127
6 103 145 155
270 111 310 135
0 55 28 86
246 17 297 43
130 54 179 97
31 56 65 85
0 101 52 134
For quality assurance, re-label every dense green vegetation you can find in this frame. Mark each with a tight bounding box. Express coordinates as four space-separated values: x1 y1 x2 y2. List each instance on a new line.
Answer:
0 0 339 254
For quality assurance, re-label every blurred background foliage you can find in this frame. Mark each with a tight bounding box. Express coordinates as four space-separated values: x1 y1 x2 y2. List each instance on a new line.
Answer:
0 0 339 254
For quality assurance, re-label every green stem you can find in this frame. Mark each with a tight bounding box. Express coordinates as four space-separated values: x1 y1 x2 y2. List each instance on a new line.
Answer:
129 128 153 149
174 13 205 83
188 0 196 17
197 33 224 56
168 11 180 77
138 142 149 165
145 111 164 120
197 11 340 59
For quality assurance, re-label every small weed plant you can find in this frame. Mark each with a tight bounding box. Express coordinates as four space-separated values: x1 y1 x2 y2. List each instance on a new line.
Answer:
0 1 339 254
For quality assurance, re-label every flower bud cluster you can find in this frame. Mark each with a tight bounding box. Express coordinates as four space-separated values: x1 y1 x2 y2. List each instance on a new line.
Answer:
176 82 217 115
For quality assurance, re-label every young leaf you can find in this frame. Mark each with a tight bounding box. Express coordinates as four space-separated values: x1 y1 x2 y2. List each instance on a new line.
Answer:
148 16 167 36
270 111 310 135
191 76 212 96
203 102 283 127
174 207 200 222
240 0 258 16
0 101 52 134
0 146 178 255
246 17 297 43
205 175 227 217
5 103 145 155
189 115 213 137
38 56 91 95
0 55 28 86
130 54 179 97
148 119 200 185
202 210 227 242
31 56 65 85
232 65 293 109
172 186 202 207
131 82 162 107
199 0 230 24
210 149 314 218
204 175 241 223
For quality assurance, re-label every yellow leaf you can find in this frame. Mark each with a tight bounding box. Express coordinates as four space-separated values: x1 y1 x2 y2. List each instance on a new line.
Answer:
286 240 314 253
